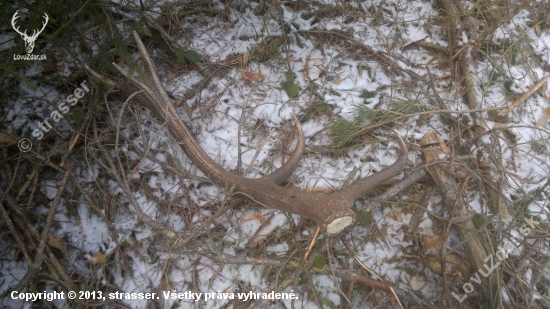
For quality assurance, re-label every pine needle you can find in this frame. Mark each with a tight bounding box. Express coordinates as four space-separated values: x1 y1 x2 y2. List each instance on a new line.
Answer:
330 118 362 148
330 101 417 148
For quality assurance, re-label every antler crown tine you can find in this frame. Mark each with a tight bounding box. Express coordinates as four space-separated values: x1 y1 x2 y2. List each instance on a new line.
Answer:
333 136 408 205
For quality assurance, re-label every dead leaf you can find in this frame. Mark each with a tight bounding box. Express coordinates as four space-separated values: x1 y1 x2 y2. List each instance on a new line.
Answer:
0 132 18 146
242 70 264 81
284 5 294 12
242 51 250 65
180 100 192 118
242 70 254 80
247 213 278 248
47 233 63 250
424 235 444 255
420 113 432 121
537 107 550 126
331 77 341 85
503 129 519 143
471 124 484 137
436 135 451 154
167 70 176 82
456 170 473 180
84 252 107 265
408 278 425 290
126 170 140 182
467 16 481 29
491 121 518 142
426 252 469 277
240 213 265 223
306 58 324 80
248 237 265 248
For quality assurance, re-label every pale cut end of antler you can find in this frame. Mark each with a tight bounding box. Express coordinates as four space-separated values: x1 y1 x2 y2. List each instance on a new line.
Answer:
327 216 354 234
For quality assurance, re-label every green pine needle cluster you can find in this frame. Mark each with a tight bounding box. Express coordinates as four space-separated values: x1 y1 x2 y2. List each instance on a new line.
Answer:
330 102 417 148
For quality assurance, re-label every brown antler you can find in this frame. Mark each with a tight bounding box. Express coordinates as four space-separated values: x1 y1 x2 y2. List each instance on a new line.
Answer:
104 31 408 235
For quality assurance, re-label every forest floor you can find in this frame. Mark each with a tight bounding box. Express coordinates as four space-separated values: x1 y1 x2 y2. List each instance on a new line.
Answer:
1 0 550 308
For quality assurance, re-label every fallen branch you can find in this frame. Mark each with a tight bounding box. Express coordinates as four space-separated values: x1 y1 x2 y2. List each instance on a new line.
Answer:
498 77 548 116
420 129 492 306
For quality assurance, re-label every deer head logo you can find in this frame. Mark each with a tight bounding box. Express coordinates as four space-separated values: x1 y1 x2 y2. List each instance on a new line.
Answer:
11 11 49 54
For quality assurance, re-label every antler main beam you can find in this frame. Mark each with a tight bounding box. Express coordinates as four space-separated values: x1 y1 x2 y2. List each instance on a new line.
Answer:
104 31 408 235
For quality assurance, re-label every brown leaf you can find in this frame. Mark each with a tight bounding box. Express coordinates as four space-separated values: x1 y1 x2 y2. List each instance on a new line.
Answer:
242 70 255 80
467 16 482 29
241 70 264 81
423 235 444 255
445 252 470 277
420 113 432 121
242 51 250 65
408 278 425 291
47 233 63 250
284 5 294 12
167 70 176 82
247 213 278 248
502 128 519 143
84 252 107 265
252 72 264 80
247 235 266 248
426 253 469 277
0 132 18 146
456 170 473 180
537 107 550 126
180 100 192 118
240 213 265 223
305 58 324 80
436 135 451 154
126 170 140 182
331 77 341 85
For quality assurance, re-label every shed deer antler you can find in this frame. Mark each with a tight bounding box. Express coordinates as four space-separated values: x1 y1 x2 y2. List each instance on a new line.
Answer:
99 31 408 235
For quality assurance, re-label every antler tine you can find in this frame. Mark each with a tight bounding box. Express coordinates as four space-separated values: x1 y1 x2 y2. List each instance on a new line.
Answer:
333 136 408 205
117 31 305 186
260 113 305 185
112 31 239 186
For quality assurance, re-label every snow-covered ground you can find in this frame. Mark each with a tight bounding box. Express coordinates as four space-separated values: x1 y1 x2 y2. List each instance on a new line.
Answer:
2 0 550 308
